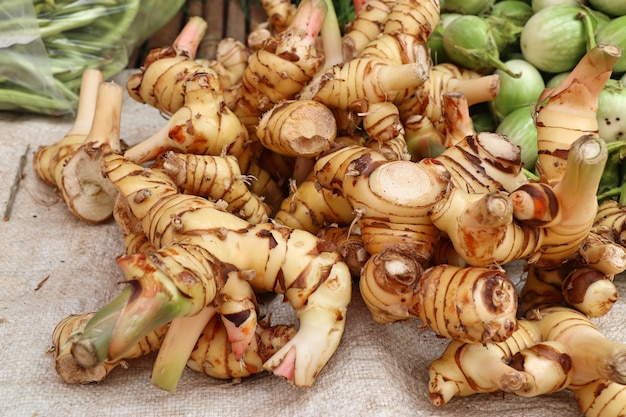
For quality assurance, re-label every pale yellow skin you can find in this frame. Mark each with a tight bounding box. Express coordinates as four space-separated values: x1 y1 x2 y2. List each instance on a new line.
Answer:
581 234 626 276
561 268 619 318
431 136 607 267
341 0 439 62
235 1 324 131
361 101 405 147
161 152 271 224
534 44 620 185
260 0 297 33
274 175 355 234
359 249 518 343
242 160 286 215
313 143 519 341
342 0 393 60
125 69 249 166
33 69 103 187
58 82 123 223
428 320 543 406
397 63 498 134
572 378 626 417
429 306 626 406
431 188 539 267
532 306 626 387
215 270 259 360
103 151 352 387
436 132 527 194
440 92 475 148
594 199 626 247
52 313 166 385
382 0 440 41
519 261 619 319
127 55 205 115
302 19 433 106
125 16 208 114
400 63 500 161
188 316 297 381
256 99 337 158
314 144 450 258
310 56 429 112
195 37 250 89
112 203 264 390
52 312 295 384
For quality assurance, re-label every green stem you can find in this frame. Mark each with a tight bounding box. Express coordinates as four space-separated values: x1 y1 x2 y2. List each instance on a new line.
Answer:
486 15 523 52
70 285 133 368
71 258 196 367
454 42 521 78
523 167 539 181
619 189 626 207
577 10 597 51
599 141 626 184
597 185 625 201
38 0 121 17
52 77 79 102
597 179 626 206
606 140 626 153
38 7 109 38
0 88 73 114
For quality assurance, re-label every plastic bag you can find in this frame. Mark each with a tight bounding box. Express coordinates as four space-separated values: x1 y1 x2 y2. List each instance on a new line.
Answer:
0 0 72 114
0 0 185 116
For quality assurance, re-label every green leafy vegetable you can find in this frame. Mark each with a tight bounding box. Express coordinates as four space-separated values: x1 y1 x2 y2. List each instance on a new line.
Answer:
0 0 185 115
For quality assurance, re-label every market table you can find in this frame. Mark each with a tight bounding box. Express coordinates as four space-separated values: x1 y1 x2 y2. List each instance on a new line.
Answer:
0 70 622 417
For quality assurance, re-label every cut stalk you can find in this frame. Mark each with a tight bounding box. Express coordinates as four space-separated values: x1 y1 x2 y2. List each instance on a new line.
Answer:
359 247 424 323
172 16 208 59
70 285 133 368
510 183 561 227
461 192 513 229
448 74 501 106
55 312 166 384
33 68 103 186
59 81 123 223
541 135 608 264
442 92 475 147
255 99 337 158
377 63 429 92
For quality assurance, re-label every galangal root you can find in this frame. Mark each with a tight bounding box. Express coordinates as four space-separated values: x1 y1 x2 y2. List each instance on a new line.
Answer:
37 1 626 415
67 149 352 389
428 306 626 405
53 311 296 384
